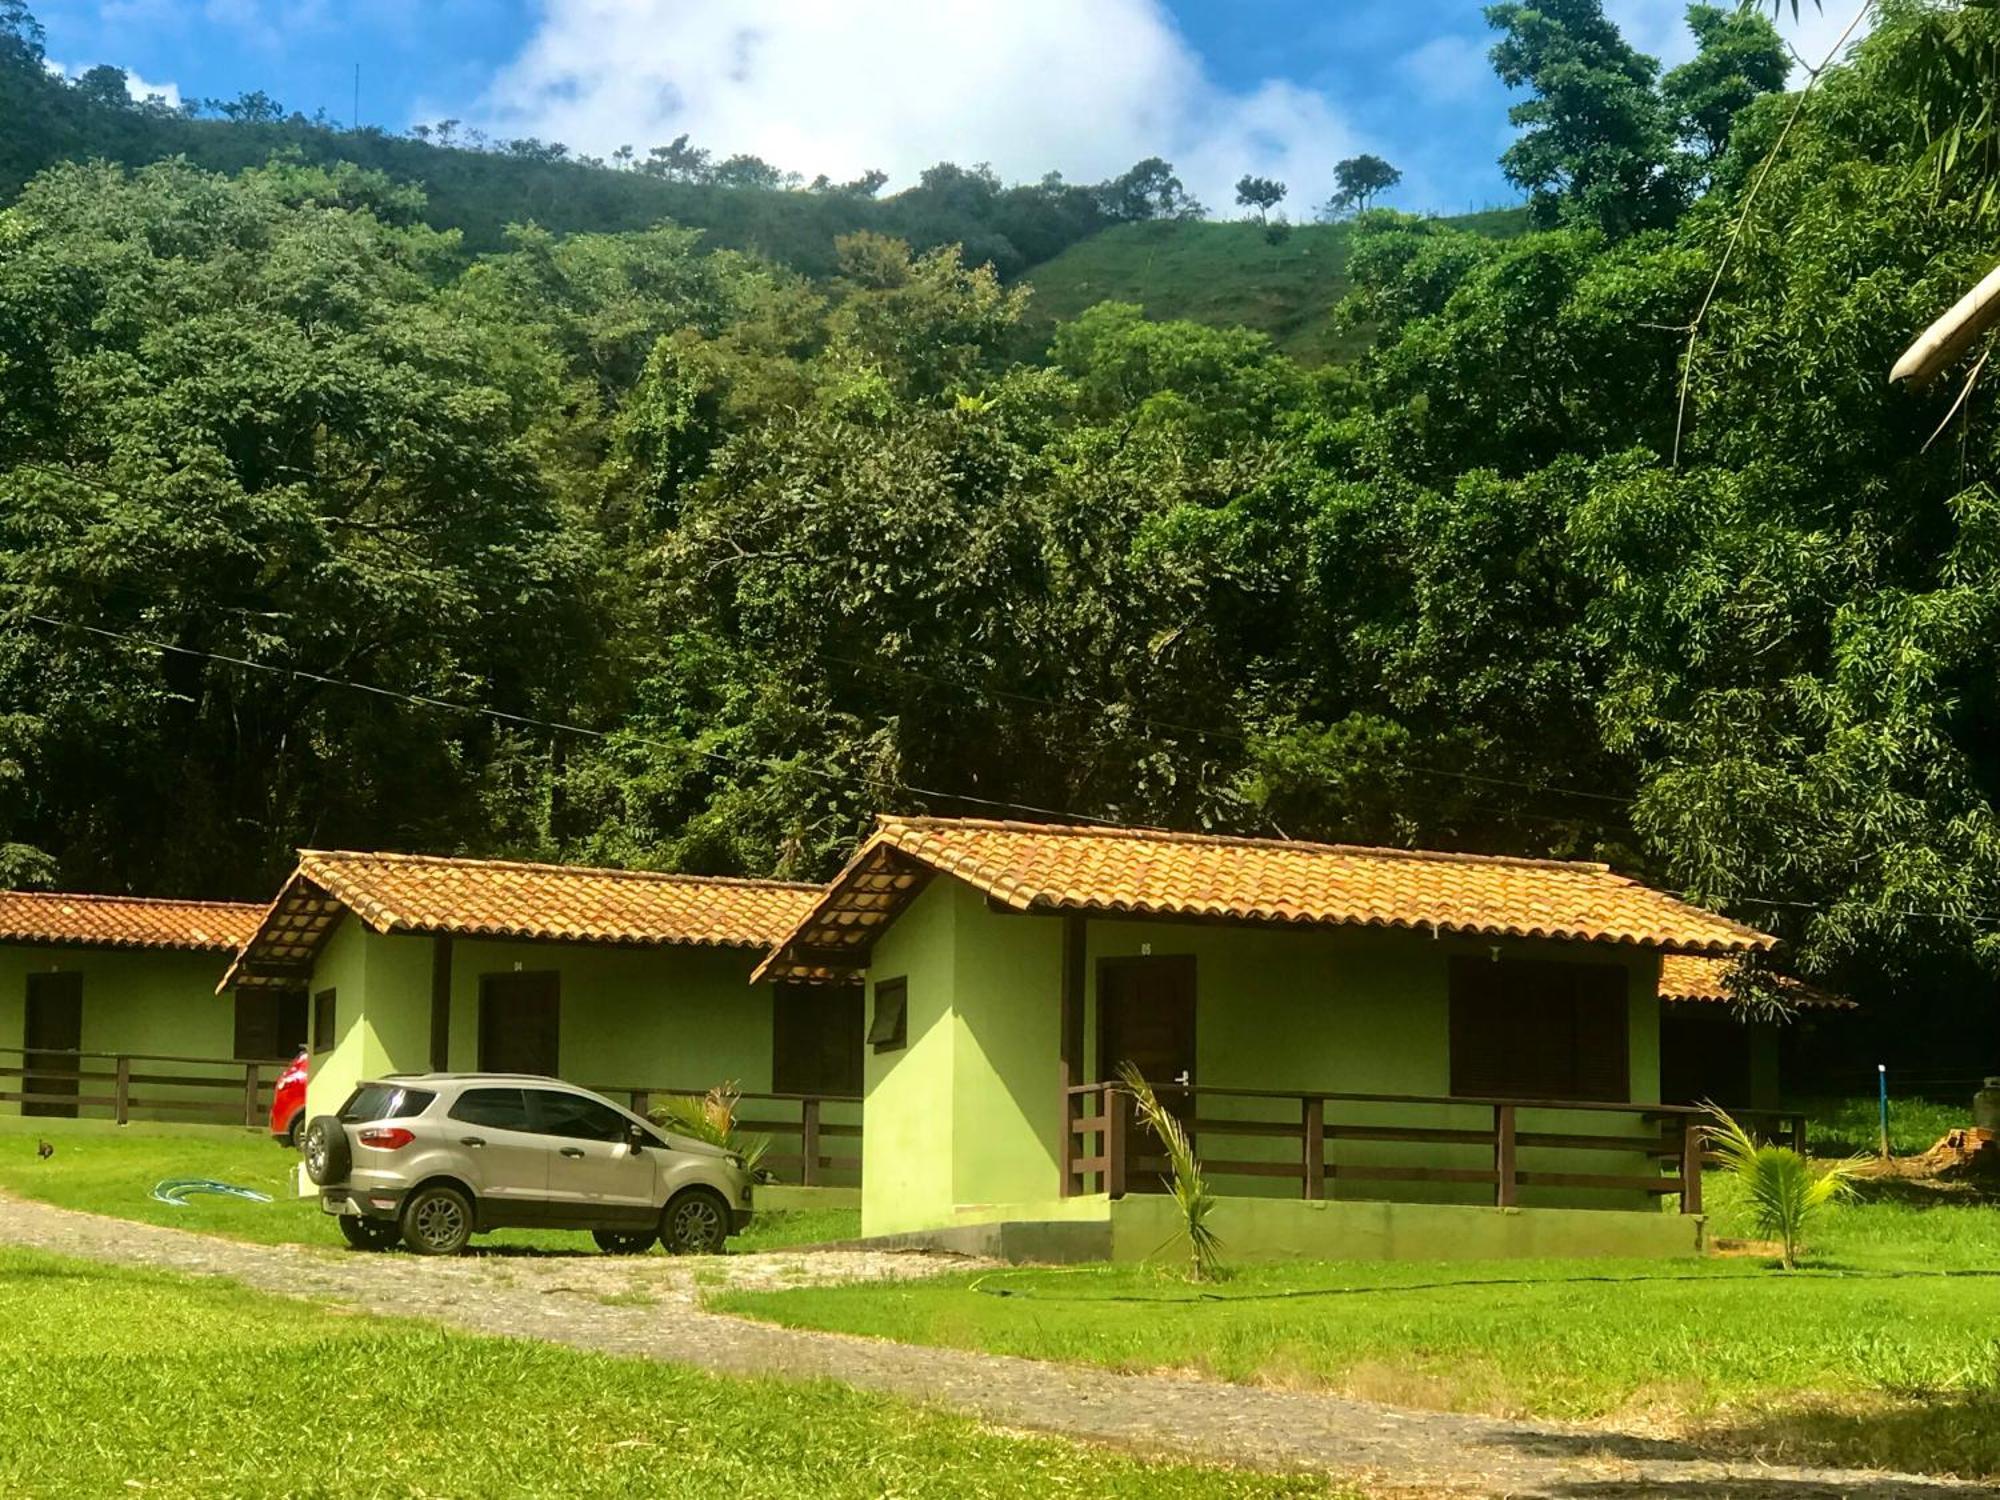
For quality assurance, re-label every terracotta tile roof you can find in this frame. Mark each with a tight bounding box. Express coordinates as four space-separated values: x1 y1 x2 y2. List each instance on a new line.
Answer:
1658 954 1854 1011
757 816 1776 981
0 890 264 953
222 851 822 989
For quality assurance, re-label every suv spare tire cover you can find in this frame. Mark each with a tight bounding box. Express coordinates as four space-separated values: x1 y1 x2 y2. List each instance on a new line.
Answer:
303 1115 350 1185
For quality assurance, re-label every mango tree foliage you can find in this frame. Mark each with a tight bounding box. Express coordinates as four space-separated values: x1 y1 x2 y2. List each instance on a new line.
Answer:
0 159 596 890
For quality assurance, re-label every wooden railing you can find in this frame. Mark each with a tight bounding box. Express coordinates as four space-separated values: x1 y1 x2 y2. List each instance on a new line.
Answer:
1703 1106 1809 1159
593 1085 862 1187
0 1046 286 1127
1063 1082 1741 1214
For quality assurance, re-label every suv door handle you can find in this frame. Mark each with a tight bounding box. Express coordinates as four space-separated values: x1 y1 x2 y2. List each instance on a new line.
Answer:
459 1136 486 1148
559 1146 585 1158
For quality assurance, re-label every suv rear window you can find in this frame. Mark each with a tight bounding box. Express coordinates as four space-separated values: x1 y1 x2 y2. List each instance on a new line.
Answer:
337 1084 436 1123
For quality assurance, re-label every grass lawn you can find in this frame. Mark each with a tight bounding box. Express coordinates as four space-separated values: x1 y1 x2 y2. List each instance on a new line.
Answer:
0 1116 857 1255
0 1246 1336 1499
1796 1092 1969 1157
714 1174 2000 1480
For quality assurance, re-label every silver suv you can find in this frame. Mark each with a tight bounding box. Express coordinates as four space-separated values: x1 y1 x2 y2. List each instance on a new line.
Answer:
302 1074 754 1256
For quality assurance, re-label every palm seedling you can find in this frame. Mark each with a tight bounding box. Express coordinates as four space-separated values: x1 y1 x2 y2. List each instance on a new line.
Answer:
1116 1060 1223 1282
1702 1101 1861 1270
652 1081 771 1177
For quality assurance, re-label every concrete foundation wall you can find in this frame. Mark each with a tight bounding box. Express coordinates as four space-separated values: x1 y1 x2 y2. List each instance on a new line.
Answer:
917 1192 1701 1264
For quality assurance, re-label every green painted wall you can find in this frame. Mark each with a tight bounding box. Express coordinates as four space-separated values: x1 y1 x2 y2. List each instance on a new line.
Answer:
855 882 1672 1238
301 915 381 1121
1 942 246 1121
860 877 961 1235
1081 919 1662 1210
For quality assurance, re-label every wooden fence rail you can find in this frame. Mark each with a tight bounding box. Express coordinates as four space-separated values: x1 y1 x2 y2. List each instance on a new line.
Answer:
0 1045 286 1128
589 1084 863 1188
1062 1083 1806 1214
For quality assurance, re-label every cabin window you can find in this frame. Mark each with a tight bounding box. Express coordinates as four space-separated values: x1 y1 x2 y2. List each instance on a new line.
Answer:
866 978 908 1055
1448 957 1629 1102
233 990 308 1061
771 982 863 1095
312 987 337 1055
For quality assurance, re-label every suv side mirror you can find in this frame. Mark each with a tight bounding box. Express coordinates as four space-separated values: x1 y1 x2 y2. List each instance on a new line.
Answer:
625 1122 650 1151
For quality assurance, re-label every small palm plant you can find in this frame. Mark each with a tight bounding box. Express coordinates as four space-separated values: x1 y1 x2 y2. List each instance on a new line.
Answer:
652 1082 770 1177
1702 1101 1861 1270
1116 1061 1223 1282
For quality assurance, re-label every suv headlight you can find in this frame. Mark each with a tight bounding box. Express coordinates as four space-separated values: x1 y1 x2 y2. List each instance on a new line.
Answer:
727 1153 745 1171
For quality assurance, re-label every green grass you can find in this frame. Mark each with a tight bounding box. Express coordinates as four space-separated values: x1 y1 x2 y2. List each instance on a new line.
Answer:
714 1175 2000 1479
1796 1093 1970 1157
0 1246 1337 1498
1017 209 1531 365
0 1117 855 1255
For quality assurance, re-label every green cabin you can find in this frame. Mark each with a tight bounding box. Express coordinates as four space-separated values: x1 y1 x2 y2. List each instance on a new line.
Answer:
222 852 863 1183
759 817 1778 1262
1 890 285 1121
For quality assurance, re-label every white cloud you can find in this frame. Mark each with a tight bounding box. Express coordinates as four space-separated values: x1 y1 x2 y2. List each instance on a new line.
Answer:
44 57 183 109
1399 33 1493 106
468 0 1373 217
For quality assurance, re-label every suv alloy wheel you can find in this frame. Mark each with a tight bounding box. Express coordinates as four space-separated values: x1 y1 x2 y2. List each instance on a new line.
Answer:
662 1187 729 1255
401 1183 474 1255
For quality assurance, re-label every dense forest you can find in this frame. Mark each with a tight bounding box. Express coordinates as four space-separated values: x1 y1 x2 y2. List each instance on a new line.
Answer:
3 0 1999 1055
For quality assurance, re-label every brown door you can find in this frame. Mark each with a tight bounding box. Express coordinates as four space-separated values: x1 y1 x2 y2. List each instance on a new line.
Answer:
24 972 84 1119
479 973 560 1077
1098 955 1196 1192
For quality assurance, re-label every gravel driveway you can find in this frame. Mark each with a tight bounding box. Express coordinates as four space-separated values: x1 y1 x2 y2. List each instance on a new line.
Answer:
0 1190 1984 1499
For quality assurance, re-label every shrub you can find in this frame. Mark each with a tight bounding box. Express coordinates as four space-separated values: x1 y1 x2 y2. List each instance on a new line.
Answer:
1116 1061 1222 1282
651 1082 770 1177
1704 1101 1861 1269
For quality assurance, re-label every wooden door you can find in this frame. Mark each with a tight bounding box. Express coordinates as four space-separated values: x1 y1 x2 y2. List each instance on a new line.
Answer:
478 972 560 1077
1098 956 1196 1192
24 972 83 1119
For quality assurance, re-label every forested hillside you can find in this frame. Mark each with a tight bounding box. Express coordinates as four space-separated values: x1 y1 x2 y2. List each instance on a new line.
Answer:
4 0 2000 1054
1018 210 1530 364
0 11 1189 277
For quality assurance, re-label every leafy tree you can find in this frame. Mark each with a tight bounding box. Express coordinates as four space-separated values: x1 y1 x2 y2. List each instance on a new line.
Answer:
1661 3 1789 164
0 160 598 892
710 153 793 190
1234 174 1287 224
1486 0 1682 235
204 89 286 124
1326 154 1402 216
643 134 711 182
1098 157 1204 221
71 65 131 110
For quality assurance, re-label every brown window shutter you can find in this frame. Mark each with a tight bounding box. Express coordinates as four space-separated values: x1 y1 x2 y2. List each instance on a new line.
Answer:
1450 957 1629 1102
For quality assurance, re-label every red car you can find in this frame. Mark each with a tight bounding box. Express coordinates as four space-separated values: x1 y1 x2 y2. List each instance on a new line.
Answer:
270 1048 310 1146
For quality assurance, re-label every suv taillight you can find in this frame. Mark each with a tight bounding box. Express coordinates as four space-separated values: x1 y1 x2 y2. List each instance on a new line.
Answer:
358 1127 415 1150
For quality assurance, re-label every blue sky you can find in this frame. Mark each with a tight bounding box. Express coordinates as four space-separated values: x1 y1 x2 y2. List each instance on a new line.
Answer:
34 1 1863 217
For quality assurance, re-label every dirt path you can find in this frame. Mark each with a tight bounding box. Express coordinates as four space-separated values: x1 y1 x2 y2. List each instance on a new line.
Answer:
0 1191 1982 1499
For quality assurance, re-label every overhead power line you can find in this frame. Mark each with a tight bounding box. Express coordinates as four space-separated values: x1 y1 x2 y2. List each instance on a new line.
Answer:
22 613 1123 828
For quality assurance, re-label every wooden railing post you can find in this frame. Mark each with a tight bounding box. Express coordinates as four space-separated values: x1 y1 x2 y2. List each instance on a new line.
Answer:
1494 1104 1517 1207
1678 1115 1705 1215
114 1055 131 1126
1302 1095 1324 1201
1105 1086 1128 1200
1060 1088 1076 1198
242 1062 260 1128
1790 1113 1807 1155
801 1097 822 1187
629 1089 650 1118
